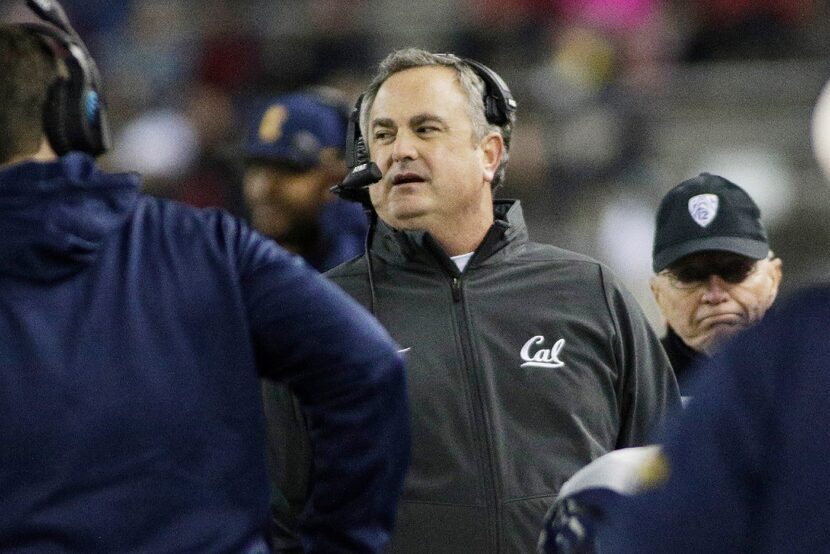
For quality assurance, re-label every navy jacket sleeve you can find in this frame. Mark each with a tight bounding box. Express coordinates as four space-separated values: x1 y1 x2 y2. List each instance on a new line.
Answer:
601 287 830 553
230 216 411 553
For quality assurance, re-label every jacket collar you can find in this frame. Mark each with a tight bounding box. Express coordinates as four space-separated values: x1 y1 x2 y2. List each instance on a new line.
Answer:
370 199 527 272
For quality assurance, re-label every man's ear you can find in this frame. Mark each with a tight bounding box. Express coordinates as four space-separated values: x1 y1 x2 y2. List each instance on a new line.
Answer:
765 257 783 308
480 132 504 185
650 275 667 312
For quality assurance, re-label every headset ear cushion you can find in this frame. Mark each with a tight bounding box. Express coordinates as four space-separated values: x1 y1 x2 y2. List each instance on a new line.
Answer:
484 96 506 126
355 137 369 165
43 79 72 155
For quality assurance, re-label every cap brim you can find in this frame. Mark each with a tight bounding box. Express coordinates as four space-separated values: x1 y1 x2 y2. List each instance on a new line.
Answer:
653 237 769 272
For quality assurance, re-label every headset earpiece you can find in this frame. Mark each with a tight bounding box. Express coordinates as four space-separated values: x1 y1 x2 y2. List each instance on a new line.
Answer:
331 94 381 207
42 76 72 154
18 1 110 156
460 57 517 127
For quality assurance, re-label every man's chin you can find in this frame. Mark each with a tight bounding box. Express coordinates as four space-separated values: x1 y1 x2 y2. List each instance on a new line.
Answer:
380 201 431 228
701 324 746 355
250 213 291 240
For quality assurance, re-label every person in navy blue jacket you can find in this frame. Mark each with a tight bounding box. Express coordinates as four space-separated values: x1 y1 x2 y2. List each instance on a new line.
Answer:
0 15 409 554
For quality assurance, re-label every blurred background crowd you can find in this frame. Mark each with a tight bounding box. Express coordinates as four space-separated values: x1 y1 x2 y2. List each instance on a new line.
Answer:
3 0 829 326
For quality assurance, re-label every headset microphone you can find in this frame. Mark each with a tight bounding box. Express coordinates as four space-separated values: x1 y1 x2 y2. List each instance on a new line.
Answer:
334 160 383 204
330 94 381 207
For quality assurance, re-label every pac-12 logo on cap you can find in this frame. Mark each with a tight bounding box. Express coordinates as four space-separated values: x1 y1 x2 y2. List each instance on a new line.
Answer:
688 194 719 228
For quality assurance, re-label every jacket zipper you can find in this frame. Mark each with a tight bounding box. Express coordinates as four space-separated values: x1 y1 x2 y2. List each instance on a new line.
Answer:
450 275 501 552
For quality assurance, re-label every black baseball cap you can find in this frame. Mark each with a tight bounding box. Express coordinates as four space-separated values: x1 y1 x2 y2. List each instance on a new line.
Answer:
652 173 769 272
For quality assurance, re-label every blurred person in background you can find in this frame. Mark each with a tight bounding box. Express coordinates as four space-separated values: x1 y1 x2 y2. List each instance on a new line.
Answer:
244 89 369 552
242 88 367 272
597 79 830 554
650 173 782 396
268 47 679 553
0 3 409 552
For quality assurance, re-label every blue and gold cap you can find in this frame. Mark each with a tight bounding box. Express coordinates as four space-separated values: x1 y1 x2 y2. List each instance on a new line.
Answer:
244 92 348 169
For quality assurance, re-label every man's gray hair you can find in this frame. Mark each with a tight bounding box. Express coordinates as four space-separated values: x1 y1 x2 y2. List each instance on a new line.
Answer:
359 48 515 190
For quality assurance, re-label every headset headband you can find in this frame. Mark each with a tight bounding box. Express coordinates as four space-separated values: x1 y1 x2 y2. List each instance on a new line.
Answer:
460 57 517 126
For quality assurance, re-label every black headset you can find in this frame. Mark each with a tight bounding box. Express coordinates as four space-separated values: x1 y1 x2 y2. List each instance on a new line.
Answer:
331 56 517 207
330 93 383 206
17 0 111 156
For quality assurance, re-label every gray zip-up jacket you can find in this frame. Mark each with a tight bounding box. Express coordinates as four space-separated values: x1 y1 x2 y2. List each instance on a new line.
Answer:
266 199 679 553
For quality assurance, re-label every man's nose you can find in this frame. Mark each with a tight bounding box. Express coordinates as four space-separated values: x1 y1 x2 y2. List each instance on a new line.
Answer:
700 275 731 303
391 132 418 162
244 172 269 200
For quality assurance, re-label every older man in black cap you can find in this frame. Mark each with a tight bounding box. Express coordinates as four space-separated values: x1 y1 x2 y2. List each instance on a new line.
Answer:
650 173 782 394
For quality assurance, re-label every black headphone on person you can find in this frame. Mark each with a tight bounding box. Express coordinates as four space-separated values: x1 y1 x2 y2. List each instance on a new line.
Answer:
331 56 517 207
16 0 111 156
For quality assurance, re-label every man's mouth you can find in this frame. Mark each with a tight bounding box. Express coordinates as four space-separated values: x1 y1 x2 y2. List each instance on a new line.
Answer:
698 313 743 328
392 173 425 186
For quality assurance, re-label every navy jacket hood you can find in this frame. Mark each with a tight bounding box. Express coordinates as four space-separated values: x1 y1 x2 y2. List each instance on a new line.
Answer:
0 152 139 282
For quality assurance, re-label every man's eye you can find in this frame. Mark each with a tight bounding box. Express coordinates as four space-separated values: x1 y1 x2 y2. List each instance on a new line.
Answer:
719 261 756 283
417 126 439 134
673 269 705 283
373 130 393 141
671 260 756 285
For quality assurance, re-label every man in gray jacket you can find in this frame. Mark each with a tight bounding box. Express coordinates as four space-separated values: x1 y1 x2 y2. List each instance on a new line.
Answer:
268 47 680 553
